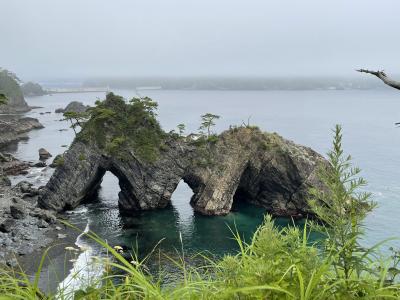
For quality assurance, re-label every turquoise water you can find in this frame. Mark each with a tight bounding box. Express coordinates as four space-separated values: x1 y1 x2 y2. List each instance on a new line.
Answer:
67 175 300 285
76 177 273 257
6 88 400 287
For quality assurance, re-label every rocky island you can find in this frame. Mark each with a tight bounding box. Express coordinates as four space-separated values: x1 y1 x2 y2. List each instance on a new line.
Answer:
21 81 48 97
40 93 327 217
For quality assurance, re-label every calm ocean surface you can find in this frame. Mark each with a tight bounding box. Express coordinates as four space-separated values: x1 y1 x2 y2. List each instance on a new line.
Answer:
6 89 400 287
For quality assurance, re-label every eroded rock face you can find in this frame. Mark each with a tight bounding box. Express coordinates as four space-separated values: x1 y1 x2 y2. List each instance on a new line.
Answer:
39 127 327 217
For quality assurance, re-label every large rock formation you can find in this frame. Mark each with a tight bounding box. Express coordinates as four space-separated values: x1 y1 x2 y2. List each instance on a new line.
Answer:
39 94 328 217
0 70 30 113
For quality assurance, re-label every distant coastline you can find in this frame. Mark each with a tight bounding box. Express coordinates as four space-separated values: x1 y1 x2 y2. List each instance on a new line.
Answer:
76 76 395 91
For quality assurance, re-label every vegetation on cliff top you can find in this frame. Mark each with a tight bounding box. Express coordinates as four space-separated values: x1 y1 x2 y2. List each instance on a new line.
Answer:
71 93 165 162
1 125 399 299
65 93 225 163
65 93 288 168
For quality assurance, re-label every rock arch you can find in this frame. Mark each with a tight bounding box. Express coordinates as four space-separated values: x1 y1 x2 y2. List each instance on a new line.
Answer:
39 127 327 217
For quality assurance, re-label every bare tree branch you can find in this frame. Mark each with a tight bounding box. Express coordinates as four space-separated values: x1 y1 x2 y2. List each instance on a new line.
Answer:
356 69 400 90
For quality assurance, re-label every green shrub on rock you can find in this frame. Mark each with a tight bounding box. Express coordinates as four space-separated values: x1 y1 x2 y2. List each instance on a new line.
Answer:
75 93 165 162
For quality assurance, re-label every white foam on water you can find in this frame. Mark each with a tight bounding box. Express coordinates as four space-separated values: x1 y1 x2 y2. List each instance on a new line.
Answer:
56 222 105 299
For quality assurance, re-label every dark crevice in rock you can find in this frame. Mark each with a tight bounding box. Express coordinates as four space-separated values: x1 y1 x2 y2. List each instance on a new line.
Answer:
81 166 106 203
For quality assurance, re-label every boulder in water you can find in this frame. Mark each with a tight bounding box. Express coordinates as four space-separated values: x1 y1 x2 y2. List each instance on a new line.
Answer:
39 148 52 160
55 101 90 114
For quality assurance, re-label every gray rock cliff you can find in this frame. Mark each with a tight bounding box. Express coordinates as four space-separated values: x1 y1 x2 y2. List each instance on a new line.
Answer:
39 128 327 217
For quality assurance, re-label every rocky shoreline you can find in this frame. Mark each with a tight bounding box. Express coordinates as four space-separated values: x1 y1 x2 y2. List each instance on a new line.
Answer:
0 116 44 148
0 116 76 270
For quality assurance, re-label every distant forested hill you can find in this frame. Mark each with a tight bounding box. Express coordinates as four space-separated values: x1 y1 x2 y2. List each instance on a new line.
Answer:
0 69 30 113
83 76 392 91
21 81 47 97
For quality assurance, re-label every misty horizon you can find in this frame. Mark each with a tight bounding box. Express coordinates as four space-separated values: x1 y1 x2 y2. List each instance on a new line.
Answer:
1 0 400 82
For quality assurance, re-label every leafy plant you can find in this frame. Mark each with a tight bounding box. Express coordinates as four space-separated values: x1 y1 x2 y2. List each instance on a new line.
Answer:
309 125 376 285
54 155 65 166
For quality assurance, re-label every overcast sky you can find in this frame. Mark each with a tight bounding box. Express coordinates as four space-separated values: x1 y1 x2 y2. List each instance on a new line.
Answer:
1 0 399 81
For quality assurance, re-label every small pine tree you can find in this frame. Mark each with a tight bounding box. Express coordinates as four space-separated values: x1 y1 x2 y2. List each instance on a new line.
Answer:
63 111 90 135
199 113 220 138
177 123 185 136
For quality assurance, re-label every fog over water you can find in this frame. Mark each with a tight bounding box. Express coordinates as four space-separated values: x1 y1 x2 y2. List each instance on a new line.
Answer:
1 0 400 81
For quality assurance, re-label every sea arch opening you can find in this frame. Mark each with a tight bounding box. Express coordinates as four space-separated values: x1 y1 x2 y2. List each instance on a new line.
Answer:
80 163 140 213
170 180 195 225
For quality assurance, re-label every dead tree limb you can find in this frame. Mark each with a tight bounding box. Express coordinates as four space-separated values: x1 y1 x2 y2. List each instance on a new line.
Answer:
357 69 400 90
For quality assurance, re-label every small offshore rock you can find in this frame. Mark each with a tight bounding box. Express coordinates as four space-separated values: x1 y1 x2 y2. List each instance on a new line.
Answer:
57 233 67 239
55 101 89 114
39 148 52 160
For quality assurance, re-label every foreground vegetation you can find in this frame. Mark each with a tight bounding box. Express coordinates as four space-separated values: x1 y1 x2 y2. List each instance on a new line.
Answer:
1 126 399 299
